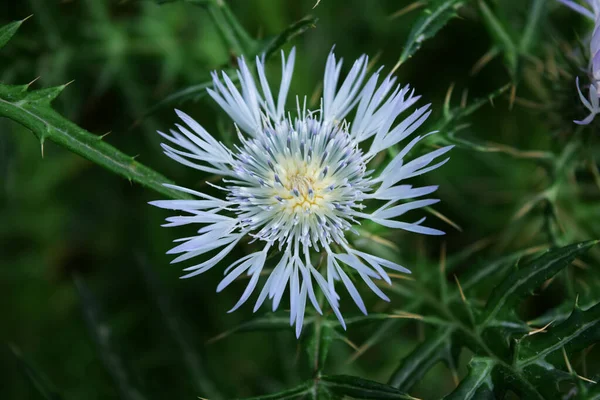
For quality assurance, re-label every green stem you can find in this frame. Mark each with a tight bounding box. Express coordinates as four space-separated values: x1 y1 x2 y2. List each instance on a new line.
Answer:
0 83 190 200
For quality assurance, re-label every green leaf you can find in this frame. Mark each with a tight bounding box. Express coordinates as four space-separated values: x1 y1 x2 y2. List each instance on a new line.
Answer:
443 357 495 400
388 327 456 390
0 17 28 50
0 83 190 200
237 381 313 400
478 241 597 330
519 0 546 53
8 345 63 400
517 302 600 369
73 275 147 400
320 375 417 399
260 16 318 59
395 0 466 68
144 15 317 114
137 258 221 399
477 0 518 78
207 312 308 343
306 319 334 373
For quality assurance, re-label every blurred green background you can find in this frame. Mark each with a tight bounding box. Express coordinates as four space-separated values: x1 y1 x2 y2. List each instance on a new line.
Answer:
1 0 599 399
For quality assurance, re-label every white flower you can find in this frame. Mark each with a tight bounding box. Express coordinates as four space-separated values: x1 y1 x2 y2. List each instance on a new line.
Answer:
558 0 600 124
151 48 452 337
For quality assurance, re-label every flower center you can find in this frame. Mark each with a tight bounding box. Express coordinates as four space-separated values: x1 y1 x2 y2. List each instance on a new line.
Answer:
274 159 331 212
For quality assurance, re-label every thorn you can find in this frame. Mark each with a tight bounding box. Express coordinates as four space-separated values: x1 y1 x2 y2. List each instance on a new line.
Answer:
40 140 44 158
132 154 140 160
460 88 469 108
64 79 75 88
454 274 466 303
22 14 34 23
27 76 41 87
387 273 415 281
427 207 462 232
562 347 573 374
366 51 382 71
339 335 359 351
391 310 424 320
526 319 554 336
577 374 597 384
388 1 427 20
440 241 447 276
99 131 111 140
312 0 321 8
443 82 455 117
509 84 517 111
470 47 499 76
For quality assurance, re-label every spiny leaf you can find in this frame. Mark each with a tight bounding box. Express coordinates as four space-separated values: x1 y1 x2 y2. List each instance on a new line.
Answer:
320 375 417 399
137 257 221 398
237 381 313 400
388 327 456 390
9 345 63 400
207 312 307 343
0 17 29 50
73 275 147 400
477 0 518 78
306 319 334 373
0 83 190 200
517 302 600 368
145 15 317 114
395 0 466 68
443 357 495 400
478 241 597 330
519 0 546 53
260 16 318 59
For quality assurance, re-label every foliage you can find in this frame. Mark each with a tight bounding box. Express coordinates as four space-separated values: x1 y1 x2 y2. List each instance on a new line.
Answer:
1 0 600 399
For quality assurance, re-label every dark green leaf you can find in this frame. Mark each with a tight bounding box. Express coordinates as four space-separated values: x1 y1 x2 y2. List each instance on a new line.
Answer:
0 83 190 200
477 0 518 77
443 357 495 400
517 302 600 368
388 327 456 390
396 0 466 67
306 319 334 373
8 345 63 400
321 375 416 399
144 15 316 114
237 381 312 400
0 17 28 50
478 241 597 330
260 16 318 59
73 275 147 400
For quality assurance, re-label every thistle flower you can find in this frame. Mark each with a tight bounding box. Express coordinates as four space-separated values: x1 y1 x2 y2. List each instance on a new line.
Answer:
151 48 452 337
558 0 600 124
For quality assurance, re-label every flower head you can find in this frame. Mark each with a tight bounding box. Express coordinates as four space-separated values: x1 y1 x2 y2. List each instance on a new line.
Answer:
558 0 600 124
151 48 452 336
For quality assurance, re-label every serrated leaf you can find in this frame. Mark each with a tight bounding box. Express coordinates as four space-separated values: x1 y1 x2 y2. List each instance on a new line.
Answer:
477 0 518 78
396 0 466 67
145 15 317 114
208 312 308 343
0 83 190 200
73 275 147 400
443 357 495 400
0 18 28 50
260 16 318 59
237 381 313 400
517 302 600 368
388 327 456 390
478 241 597 330
320 375 417 399
306 319 334 373
9 345 63 400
